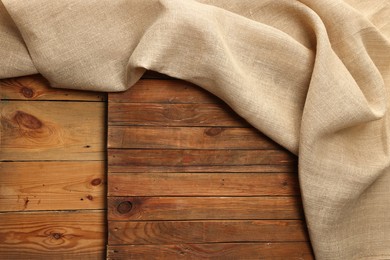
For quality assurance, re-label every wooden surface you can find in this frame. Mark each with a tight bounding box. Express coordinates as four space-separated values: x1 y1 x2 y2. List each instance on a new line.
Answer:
107 243 312 260
0 75 106 259
107 79 314 259
1 74 314 259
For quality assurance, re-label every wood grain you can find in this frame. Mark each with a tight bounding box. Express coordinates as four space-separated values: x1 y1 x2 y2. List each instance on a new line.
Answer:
0 74 106 101
107 242 314 260
108 196 303 221
0 75 107 259
106 78 312 259
108 126 281 150
108 103 249 127
108 172 299 196
109 149 296 170
109 220 309 245
0 101 105 161
109 79 219 104
0 161 105 211
0 210 105 260
109 164 295 173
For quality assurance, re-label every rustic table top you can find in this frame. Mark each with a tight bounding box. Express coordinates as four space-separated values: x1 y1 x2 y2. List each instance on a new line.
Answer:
107 78 313 259
0 74 313 259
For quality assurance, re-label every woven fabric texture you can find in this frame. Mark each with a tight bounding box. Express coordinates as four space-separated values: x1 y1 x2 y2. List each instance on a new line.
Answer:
0 0 389 259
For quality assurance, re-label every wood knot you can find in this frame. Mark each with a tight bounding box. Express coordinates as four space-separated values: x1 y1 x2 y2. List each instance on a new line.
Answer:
23 197 29 210
91 178 102 186
86 195 93 201
205 127 224 136
13 111 42 129
117 201 133 214
51 232 64 240
20 87 34 98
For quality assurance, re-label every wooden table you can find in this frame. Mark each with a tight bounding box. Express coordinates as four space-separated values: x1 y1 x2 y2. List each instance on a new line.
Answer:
0 75 106 259
0 74 314 259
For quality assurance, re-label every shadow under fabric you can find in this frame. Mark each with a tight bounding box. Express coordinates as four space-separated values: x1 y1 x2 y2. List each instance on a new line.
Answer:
1 0 389 259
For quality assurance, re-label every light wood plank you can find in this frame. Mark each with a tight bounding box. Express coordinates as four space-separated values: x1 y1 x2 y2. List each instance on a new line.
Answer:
108 196 303 220
107 242 314 260
109 79 218 104
0 210 105 260
0 74 106 101
0 101 105 161
0 161 105 211
109 220 309 245
108 103 249 127
108 172 299 196
108 126 280 150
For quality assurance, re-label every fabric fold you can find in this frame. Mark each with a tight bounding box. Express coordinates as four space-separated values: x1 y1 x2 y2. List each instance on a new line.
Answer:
0 0 389 259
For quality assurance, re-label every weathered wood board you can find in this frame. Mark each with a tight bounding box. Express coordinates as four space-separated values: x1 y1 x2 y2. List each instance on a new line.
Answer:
1 101 105 161
107 79 313 259
108 172 299 196
0 210 105 259
108 242 313 259
0 161 105 211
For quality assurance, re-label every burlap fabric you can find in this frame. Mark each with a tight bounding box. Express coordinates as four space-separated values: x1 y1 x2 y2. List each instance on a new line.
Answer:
1 1 389 259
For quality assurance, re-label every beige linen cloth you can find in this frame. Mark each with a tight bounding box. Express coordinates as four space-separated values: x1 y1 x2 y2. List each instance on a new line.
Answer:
1 0 389 259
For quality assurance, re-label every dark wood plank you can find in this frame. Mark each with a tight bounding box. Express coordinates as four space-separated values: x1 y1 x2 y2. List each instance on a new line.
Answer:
108 126 281 150
0 161 105 211
108 172 299 196
108 196 303 221
108 149 296 172
107 242 314 260
0 74 106 101
0 210 105 260
106 77 311 259
109 164 296 173
108 103 249 127
0 101 105 161
109 79 218 104
109 220 309 245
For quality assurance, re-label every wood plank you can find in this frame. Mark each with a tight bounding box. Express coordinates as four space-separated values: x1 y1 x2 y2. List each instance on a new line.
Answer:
0 161 105 211
108 196 303 221
108 126 281 150
0 101 105 161
107 242 314 260
108 149 296 172
108 103 249 127
109 164 296 173
109 79 219 104
108 220 309 245
0 74 106 101
0 210 105 260
108 172 299 196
